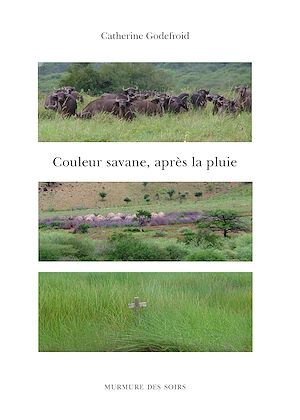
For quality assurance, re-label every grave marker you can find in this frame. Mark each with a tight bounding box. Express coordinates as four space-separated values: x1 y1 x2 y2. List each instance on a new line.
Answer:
128 297 147 311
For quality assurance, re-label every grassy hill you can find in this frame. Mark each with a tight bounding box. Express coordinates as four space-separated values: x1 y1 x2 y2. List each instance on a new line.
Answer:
39 182 251 215
38 62 251 93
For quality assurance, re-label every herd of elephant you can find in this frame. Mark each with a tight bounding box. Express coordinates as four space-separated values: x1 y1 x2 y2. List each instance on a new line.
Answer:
44 85 252 121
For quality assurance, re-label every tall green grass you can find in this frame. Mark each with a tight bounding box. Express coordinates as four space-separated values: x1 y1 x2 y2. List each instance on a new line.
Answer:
38 97 251 142
39 272 252 352
39 231 99 261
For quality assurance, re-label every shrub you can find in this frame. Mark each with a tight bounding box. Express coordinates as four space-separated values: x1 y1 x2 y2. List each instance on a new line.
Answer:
107 234 164 261
180 229 220 248
180 229 197 245
39 231 96 261
186 249 228 261
235 246 252 261
106 234 187 261
232 234 252 261
39 221 62 230
50 221 63 229
73 223 90 234
194 191 203 200
178 192 187 203
166 189 176 199
165 244 188 261
39 243 78 261
153 231 167 237
99 192 107 201
123 227 141 233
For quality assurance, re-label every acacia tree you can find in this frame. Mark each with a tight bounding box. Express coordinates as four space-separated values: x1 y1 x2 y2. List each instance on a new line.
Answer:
144 194 150 204
99 192 108 201
197 210 247 237
194 191 203 201
166 189 176 200
135 209 152 228
178 192 187 203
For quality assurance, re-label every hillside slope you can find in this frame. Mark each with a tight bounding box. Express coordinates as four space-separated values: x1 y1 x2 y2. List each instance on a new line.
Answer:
38 62 251 93
39 182 251 212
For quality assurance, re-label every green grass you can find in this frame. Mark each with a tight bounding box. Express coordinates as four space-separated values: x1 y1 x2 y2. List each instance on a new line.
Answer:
38 95 251 142
39 231 99 261
39 272 252 352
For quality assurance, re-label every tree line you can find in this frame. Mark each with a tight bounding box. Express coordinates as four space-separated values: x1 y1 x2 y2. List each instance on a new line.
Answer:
38 63 251 95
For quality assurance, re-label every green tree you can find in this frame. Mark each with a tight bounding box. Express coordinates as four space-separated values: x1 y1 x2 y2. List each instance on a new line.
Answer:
74 223 90 234
124 197 131 205
197 210 247 238
166 189 176 200
60 63 102 95
194 191 203 201
135 209 152 228
178 192 187 203
98 63 172 93
60 63 173 96
99 192 107 201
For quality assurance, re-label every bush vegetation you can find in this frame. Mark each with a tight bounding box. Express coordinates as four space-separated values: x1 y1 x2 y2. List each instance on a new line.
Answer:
38 62 251 94
39 228 252 261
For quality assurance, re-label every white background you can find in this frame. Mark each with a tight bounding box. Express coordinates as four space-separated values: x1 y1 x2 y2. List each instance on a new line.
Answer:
1 1 300 419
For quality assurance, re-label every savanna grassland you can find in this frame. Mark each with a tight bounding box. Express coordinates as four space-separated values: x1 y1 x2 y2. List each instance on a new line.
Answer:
39 182 252 261
38 94 251 142
39 272 252 352
38 62 251 142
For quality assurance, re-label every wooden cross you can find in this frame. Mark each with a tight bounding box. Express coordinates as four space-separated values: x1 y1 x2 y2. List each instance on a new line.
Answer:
128 297 147 311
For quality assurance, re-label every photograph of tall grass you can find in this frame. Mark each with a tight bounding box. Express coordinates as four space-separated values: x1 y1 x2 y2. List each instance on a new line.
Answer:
39 182 252 262
39 272 252 352
38 62 251 142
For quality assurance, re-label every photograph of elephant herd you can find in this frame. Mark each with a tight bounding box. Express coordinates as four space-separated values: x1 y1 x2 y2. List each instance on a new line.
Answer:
38 62 251 141
39 182 252 261
39 272 252 352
